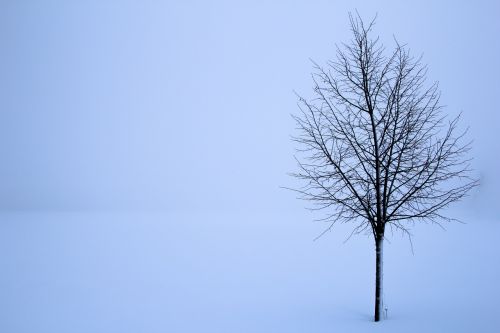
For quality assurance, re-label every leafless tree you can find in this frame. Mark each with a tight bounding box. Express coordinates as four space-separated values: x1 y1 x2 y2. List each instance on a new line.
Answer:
290 13 478 322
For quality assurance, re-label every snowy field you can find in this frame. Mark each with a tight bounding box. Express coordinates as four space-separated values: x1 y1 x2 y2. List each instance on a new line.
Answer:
0 210 498 333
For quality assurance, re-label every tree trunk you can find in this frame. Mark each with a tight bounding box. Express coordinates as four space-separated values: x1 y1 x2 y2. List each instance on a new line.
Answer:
374 236 384 322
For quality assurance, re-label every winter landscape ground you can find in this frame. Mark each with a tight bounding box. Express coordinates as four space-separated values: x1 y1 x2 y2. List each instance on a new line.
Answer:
0 209 498 332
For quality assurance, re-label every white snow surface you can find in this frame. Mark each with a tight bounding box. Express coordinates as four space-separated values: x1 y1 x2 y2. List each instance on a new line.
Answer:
0 210 498 332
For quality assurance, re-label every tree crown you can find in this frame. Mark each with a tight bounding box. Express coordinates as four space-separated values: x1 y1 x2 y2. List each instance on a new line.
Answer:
291 13 478 240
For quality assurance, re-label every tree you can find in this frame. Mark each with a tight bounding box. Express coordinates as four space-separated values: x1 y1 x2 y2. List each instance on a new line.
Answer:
290 13 478 322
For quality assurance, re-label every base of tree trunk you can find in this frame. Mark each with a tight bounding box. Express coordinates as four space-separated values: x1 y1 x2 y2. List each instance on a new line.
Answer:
374 237 383 322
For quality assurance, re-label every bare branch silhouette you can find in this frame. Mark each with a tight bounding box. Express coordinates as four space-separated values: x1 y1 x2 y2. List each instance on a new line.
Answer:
290 12 478 322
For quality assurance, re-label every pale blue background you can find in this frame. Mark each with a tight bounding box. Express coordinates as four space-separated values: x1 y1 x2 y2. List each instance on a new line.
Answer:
0 1 499 332
1 0 498 214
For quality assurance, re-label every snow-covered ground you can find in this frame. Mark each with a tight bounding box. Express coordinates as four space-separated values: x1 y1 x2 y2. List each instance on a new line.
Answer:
0 210 498 332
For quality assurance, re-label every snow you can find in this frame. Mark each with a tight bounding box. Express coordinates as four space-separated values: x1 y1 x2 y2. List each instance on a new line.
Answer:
0 210 498 332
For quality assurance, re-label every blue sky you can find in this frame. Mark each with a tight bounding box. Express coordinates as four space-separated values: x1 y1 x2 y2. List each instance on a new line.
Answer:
1 0 499 214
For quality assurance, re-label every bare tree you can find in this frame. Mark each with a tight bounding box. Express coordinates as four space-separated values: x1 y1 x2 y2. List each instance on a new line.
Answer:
290 13 478 322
